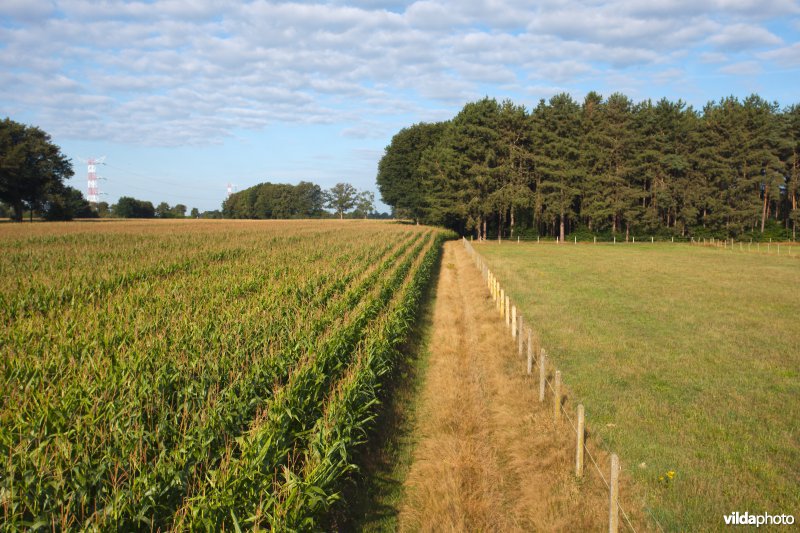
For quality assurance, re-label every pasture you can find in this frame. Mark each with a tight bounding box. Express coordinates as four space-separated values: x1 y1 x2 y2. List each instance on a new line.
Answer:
477 241 800 530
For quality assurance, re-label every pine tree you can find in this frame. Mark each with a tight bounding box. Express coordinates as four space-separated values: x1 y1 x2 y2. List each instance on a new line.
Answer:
532 93 582 241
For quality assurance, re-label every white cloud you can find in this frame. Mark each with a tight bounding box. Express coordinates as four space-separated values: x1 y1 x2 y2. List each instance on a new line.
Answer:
1 0 797 148
0 0 57 21
758 42 800 67
699 52 728 63
652 68 686 84
405 1 467 30
718 60 762 75
620 0 799 18
707 23 783 51
714 0 800 17
528 60 595 83
341 123 389 138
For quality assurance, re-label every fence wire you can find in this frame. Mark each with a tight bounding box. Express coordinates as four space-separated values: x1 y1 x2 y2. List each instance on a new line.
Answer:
463 235 799 260
462 237 665 533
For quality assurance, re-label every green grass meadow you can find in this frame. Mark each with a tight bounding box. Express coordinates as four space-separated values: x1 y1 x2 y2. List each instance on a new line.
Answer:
478 241 799 531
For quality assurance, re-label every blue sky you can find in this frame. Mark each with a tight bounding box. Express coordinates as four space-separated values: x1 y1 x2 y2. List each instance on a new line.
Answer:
2 0 799 213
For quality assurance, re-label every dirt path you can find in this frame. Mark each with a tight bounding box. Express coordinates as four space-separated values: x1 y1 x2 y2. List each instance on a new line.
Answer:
398 241 610 532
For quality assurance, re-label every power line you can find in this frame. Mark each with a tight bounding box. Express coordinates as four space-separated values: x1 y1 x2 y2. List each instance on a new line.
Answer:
105 181 222 204
102 162 229 194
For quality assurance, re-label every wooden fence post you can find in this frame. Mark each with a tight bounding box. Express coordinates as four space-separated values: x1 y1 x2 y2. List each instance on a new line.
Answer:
499 287 504 313
576 404 585 477
505 296 510 327
527 332 533 374
512 305 517 338
553 370 561 422
518 315 524 356
609 454 620 533
527 327 532 357
539 349 547 402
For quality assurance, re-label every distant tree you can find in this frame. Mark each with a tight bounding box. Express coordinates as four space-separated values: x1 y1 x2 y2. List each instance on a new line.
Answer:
41 186 97 221
377 122 447 224
0 118 74 221
190 207 199 218
200 209 223 219
532 93 582 242
156 201 172 218
420 98 501 235
172 204 187 217
354 190 375 218
784 104 800 240
222 181 325 219
325 182 357 219
495 99 533 239
96 201 111 218
0 202 7 218
295 181 325 217
114 196 155 218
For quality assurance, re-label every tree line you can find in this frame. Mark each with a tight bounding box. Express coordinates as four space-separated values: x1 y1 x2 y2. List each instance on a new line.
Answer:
2 117 384 222
377 93 800 241
222 181 379 219
95 198 215 219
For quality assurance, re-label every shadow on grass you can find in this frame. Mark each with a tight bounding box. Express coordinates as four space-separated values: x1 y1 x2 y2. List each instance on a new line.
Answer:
326 246 442 532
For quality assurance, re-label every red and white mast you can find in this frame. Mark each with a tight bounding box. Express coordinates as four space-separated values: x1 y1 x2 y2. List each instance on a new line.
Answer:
88 159 99 203
85 156 105 203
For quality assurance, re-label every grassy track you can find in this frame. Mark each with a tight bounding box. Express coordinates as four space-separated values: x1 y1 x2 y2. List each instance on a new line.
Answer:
478 241 800 530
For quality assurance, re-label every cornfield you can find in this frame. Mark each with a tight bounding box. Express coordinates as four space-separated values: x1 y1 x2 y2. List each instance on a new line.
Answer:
0 219 453 531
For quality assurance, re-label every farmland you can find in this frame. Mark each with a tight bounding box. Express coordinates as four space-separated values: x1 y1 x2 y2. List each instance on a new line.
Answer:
0 219 451 531
477 241 800 531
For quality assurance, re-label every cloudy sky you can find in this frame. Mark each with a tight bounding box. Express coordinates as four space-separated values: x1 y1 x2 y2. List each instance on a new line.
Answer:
2 0 799 212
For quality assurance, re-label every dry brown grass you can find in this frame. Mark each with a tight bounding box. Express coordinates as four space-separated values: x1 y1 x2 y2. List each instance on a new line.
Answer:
399 241 641 532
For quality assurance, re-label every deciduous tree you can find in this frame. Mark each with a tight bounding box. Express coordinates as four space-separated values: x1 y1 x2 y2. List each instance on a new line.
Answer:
325 182 357 219
0 118 73 221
